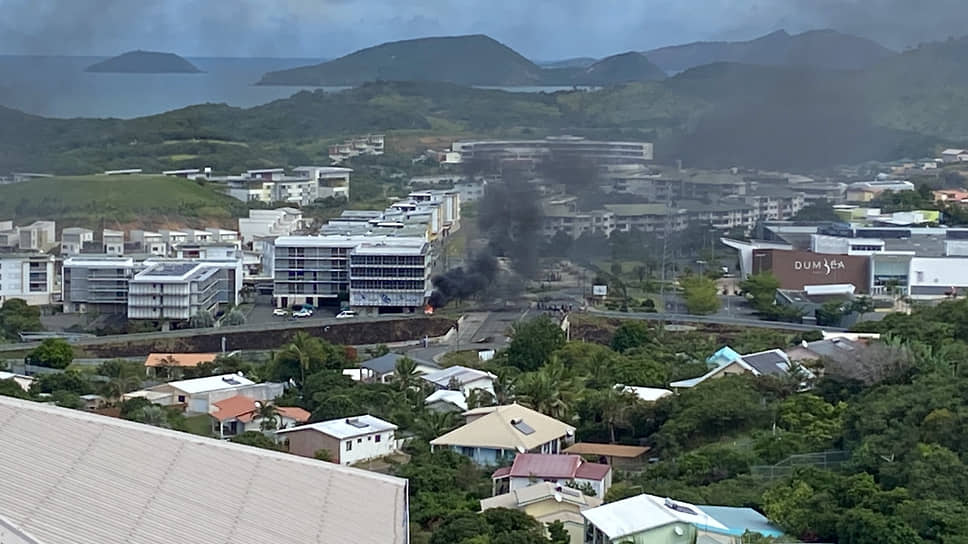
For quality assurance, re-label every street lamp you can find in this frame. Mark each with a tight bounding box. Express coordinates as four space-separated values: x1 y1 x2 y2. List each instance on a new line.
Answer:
696 260 707 276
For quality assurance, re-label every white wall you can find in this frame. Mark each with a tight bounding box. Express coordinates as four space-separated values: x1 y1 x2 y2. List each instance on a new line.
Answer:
337 430 397 465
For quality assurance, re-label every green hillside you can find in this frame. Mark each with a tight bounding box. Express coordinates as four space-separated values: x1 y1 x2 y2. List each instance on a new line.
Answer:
0 175 245 226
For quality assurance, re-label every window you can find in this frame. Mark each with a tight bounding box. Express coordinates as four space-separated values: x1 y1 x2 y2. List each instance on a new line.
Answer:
375 434 382 443
177 395 185 402
357 438 362 443
345 441 353 451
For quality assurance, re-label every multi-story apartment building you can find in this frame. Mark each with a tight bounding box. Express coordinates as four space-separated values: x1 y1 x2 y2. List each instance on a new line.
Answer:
0 221 16 249
604 204 689 235
127 262 222 321
348 241 431 312
102 229 125 255
0 254 56 306
293 166 353 200
18 221 55 251
328 134 385 163
272 235 430 313
226 167 353 206
205 228 239 244
130 230 167 256
238 208 304 246
62 256 134 314
160 229 189 247
61 227 94 255
453 136 653 167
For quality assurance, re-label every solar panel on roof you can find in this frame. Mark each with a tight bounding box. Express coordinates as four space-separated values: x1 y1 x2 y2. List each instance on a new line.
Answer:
511 419 535 435
346 418 370 429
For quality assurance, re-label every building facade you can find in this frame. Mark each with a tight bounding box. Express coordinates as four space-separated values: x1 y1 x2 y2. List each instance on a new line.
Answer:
62 257 134 314
453 137 653 166
0 254 56 306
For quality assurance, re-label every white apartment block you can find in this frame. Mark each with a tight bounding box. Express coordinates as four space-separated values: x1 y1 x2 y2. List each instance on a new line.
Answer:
60 227 94 255
238 208 304 246
127 262 221 321
102 229 125 255
205 228 239 244
293 166 352 200
130 230 167 256
226 167 352 206
272 235 430 314
63 256 135 314
18 221 55 251
328 134 385 163
160 229 189 246
0 254 56 306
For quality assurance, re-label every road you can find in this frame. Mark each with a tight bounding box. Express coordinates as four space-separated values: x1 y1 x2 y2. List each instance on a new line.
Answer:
406 310 526 363
588 309 846 332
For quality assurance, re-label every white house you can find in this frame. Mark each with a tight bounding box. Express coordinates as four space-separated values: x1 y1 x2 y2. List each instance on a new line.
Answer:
277 415 399 465
60 227 94 255
421 365 496 397
209 395 310 438
123 373 284 415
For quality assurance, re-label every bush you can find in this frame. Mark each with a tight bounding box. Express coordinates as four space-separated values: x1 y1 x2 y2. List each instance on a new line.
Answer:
27 338 74 369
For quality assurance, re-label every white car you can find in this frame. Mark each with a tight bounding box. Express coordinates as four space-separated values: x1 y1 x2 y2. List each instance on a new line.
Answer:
293 309 313 318
336 310 357 319
272 308 288 317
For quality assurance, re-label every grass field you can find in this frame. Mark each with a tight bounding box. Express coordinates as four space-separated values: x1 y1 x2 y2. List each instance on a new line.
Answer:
0 175 246 227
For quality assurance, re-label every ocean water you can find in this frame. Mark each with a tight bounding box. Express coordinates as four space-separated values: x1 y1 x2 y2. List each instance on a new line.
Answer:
0 56 588 120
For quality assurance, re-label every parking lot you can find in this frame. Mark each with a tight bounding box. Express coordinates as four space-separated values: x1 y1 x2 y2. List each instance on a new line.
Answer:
245 302 339 326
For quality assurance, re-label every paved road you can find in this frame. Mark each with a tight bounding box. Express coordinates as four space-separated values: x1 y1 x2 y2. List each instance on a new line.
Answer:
588 309 846 332
406 310 525 363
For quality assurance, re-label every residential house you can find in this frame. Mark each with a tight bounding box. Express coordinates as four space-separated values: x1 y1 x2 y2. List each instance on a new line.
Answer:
143 352 218 378
430 404 576 466
209 395 310 438
615 385 673 402
563 443 652 470
0 396 409 544
421 365 496 397
0 371 34 392
102 229 125 255
582 493 729 544
481 482 602 544
670 346 811 389
124 373 284 415
491 453 612 498
130 229 167 255
582 493 782 544
424 389 469 412
277 415 398 465
18 220 55 251
360 352 440 383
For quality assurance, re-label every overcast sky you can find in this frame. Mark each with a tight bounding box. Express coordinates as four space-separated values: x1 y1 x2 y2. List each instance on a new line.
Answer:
1 0 965 59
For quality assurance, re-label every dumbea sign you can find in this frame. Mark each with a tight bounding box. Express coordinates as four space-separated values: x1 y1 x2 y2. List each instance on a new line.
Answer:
793 258 846 275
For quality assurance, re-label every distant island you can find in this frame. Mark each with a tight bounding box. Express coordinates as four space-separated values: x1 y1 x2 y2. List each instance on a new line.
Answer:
85 50 202 74
256 34 666 87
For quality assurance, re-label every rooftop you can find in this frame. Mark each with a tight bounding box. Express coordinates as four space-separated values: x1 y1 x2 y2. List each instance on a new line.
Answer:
604 204 681 217
0 396 409 544
276 414 397 440
144 353 218 368
424 390 468 411
563 442 651 459
361 353 438 375
158 373 255 395
582 493 729 540
430 404 575 451
421 365 495 388
481 482 602 512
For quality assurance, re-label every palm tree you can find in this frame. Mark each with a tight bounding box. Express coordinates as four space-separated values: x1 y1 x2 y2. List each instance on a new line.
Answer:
515 361 582 421
393 356 420 391
101 375 142 406
257 402 280 431
137 405 170 428
414 409 458 442
589 388 635 443
158 354 180 379
491 367 519 405
281 332 316 385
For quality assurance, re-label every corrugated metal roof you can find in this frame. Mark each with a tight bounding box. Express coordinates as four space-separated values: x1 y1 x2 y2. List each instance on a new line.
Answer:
582 493 728 539
0 397 409 544
276 414 397 440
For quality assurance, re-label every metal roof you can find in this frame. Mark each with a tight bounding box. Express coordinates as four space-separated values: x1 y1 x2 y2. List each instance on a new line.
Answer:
582 493 728 539
0 396 409 544
421 366 495 388
156 373 256 395
430 404 575 451
276 414 398 440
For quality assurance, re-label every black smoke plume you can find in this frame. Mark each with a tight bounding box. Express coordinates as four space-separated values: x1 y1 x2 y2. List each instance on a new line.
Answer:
477 168 544 278
428 251 498 308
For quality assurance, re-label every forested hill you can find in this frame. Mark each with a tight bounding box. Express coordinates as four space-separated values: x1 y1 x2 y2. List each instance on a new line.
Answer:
644 29 895 73
85 51 202 73
257 34 668 87
6 34 968 174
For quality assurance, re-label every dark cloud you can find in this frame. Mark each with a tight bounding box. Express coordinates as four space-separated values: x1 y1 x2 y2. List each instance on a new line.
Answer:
0 0 964 58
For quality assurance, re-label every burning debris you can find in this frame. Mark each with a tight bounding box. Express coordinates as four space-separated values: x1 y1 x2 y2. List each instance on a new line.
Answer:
428 251 499 309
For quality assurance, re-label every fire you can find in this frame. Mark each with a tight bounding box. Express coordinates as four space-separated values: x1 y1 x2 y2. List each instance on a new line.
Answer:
424 304 434 315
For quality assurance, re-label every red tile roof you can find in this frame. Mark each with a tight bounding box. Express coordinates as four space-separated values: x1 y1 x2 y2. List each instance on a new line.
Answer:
492 466 511 479
145 353 218 368
212 395 257 422
276 406 311 423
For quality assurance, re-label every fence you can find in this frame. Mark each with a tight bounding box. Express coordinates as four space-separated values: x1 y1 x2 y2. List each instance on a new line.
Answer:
750 450 850 480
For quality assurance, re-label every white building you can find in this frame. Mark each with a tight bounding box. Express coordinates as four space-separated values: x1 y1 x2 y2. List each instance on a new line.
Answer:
277 415 399 465
421 366 496 398
238 208 304 246
293 166 353 200
159 229 188 246
123 373 284 415
205 228 239 244
0 254 56 306
18 221 55 251
130 230 167 256
102 229 125 255
272 235 430 313
60 227 94 255
453 136 653 166
328 134 385 163
62 256 135 314
127 262 223 321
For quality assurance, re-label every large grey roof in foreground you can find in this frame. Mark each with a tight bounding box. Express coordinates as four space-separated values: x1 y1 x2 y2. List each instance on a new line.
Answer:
0 397 409 544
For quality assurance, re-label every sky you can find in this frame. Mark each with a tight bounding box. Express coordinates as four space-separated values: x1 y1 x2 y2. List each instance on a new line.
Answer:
0 0 965 59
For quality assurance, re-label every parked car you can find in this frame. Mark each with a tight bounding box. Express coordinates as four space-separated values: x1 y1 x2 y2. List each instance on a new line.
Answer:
336 310 357 319
293 309 313 318
272 308 288 317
